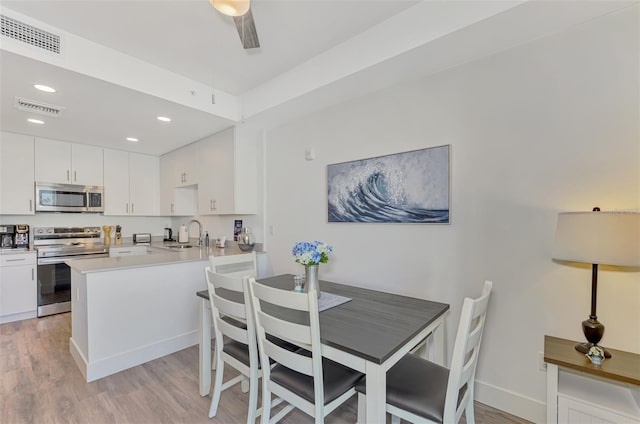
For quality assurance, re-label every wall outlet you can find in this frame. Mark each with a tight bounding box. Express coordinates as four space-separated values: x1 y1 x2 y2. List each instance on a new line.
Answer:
538 351 547 371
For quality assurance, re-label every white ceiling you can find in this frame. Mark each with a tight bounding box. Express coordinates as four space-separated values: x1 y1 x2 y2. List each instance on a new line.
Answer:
0 0 634 156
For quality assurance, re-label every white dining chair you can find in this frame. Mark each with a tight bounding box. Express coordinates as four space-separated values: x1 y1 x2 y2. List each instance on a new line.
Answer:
248 277 364 424
209 251 257 278
207 252 257 369
205 268 261 424
355 280 493 424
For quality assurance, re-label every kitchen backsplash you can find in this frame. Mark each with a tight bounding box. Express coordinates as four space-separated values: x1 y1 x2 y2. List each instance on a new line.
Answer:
0 215 170 238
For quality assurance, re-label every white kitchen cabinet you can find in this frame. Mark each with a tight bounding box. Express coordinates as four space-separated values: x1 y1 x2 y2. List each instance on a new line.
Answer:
104 149 159 216
164 142 198 188
159 150 196 216
0 132 35 215
0 252 37 323
35 138 103 186
109 246 148 257
197 126 257 215
129 153 160 216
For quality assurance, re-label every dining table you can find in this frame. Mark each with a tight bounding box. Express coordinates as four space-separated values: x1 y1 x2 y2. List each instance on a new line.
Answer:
196 274 450 423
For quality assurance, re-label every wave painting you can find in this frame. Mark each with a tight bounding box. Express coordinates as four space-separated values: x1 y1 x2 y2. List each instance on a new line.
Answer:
328 145 449 223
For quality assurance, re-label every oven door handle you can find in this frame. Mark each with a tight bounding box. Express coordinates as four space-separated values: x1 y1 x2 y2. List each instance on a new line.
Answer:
37 257 69 265
37 253 109 265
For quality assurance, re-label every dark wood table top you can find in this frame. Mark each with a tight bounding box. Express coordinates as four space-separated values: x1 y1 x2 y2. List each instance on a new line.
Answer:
198 274 449 365
544 335 640 385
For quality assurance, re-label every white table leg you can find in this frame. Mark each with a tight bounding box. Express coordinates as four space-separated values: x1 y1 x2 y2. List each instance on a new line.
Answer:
429 318 447 366
365 361 386 424
547 363 558 424
199 298 212 397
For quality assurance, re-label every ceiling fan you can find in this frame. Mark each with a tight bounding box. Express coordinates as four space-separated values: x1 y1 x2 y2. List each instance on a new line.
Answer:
209 0 260 49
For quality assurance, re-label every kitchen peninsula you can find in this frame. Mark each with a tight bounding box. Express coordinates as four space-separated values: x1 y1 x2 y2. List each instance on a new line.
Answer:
67 242 254 382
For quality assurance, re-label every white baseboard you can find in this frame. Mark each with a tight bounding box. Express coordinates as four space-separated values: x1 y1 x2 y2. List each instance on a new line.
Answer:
69 337 88 380
475 379 546 424
73 331 199 382
0 310 36 324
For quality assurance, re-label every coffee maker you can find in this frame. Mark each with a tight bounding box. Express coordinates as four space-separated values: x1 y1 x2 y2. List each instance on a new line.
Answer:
15 224 29 249
0 225 16 249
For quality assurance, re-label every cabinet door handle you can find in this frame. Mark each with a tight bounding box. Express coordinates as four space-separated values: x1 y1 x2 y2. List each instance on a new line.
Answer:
131 204 134 214
32 268 34 280
5 258 25 262
118 250 132 254
29 199 33 212
74 170 77 182
210 200 214 211
67 170 70 181
126 203 129 214
171 203 174 214
212 199 216 211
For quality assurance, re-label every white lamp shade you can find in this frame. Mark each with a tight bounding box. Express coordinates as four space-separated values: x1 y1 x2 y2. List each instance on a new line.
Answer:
553 211 640 266
210 0 250 17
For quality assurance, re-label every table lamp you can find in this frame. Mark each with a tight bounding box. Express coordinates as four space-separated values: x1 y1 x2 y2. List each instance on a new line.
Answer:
552 208 640 358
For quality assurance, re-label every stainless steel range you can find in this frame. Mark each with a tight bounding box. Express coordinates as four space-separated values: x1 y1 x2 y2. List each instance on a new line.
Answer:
34 227 108 317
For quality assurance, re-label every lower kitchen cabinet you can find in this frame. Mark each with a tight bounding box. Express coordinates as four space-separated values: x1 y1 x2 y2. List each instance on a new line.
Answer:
0 252 37 323
108 246 148 257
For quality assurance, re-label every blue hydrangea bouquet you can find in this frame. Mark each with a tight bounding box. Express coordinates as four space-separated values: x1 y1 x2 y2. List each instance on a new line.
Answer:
291 241 333 266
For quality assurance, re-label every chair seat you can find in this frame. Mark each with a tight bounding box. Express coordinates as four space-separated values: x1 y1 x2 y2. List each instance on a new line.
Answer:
223 340 253 366
271 357 363 405
355 353 459 423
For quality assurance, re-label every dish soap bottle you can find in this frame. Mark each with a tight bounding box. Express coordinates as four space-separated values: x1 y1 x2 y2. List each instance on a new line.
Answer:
204 231 209 247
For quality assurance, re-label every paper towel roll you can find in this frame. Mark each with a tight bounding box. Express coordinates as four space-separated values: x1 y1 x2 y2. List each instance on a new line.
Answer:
178 225 189 243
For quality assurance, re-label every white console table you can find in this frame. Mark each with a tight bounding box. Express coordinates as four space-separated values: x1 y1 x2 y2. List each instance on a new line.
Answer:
544 335 640 424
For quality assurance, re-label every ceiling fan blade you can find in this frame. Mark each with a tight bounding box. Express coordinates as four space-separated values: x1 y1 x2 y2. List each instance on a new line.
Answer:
233 8 260 49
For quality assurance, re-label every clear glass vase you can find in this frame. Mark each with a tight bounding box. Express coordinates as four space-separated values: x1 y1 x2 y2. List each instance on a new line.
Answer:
238 227 255 251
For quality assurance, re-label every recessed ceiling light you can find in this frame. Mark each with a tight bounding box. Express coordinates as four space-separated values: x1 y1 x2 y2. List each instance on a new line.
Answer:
27 118 45 125
157 116 171 122
126 137 139 142
34 84 56 93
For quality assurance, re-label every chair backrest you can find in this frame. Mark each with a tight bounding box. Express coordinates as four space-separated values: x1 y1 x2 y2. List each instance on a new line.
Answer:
248 278 325 406
205 267 257 365
209 251 257 279
444 280 493 423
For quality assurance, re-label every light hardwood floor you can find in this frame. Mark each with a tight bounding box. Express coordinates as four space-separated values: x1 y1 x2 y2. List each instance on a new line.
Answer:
1 313 532 424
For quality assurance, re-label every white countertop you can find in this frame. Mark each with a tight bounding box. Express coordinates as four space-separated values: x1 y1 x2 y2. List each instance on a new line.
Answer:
66 240 260 274
0 249 35 256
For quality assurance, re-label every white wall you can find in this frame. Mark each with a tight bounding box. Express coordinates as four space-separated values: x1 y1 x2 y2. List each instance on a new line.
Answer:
262 6 639 422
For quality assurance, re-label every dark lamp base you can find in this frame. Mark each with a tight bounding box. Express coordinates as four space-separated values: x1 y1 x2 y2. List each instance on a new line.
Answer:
575 342 612 358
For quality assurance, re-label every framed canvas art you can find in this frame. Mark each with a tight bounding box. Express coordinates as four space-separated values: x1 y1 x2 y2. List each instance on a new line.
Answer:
327 145 450 223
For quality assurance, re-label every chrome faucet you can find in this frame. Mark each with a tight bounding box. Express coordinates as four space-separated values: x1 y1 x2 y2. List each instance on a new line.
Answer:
187 219 203 245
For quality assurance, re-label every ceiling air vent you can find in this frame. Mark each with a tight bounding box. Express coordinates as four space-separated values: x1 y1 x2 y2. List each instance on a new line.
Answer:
14 97 65 117
1 14 60 54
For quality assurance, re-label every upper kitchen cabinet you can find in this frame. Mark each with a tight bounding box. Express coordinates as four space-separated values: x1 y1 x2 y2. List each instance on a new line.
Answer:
0 132 35 215
35 138 103 186
197 127 257 215
165 142 199 188
159 146 197 216
103 149 159 216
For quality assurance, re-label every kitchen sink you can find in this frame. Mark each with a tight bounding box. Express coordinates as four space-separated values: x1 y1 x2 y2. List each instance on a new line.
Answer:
166 244 193 249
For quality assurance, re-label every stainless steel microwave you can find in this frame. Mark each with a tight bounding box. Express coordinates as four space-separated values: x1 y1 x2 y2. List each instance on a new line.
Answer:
35 183 104 213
